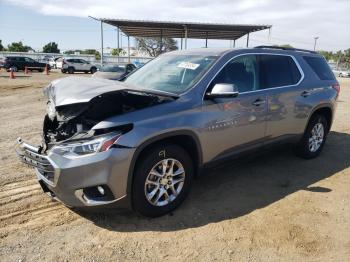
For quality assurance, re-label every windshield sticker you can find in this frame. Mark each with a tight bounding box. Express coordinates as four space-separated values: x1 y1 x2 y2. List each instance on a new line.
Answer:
177 62 200 70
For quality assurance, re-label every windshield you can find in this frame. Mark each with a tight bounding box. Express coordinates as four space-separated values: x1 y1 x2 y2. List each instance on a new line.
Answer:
124 54 218 94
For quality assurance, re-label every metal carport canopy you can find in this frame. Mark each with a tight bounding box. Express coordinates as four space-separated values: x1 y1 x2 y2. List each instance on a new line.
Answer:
100 18 271 41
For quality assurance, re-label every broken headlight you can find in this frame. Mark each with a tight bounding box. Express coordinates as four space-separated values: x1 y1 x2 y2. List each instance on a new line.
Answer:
51 133 121 158
46 100 56 120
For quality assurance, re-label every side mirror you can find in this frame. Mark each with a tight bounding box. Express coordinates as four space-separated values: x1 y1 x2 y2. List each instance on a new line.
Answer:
206 83 239 98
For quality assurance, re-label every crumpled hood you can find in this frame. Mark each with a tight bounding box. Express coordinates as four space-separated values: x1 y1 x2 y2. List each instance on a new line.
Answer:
44 76 138 107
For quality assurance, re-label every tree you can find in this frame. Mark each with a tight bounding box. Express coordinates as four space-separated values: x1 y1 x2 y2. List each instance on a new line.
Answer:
318 50 333 61
0 40 4 51
279 44 294 48
63 49 101 60
43 42 60 53
7 41 33 52
136 37 178 57
111 48 122 56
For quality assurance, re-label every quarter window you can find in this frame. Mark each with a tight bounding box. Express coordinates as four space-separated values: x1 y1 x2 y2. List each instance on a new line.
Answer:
211 55 259 93
303 56 335 80
259 55 301 89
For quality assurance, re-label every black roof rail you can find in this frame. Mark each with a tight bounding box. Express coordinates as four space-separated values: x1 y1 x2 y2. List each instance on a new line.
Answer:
254 45 317 54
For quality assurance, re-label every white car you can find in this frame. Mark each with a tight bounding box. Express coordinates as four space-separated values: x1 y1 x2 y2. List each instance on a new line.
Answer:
48 57 62 69
61 58 97 74
333 69 350 78
55 57 64 69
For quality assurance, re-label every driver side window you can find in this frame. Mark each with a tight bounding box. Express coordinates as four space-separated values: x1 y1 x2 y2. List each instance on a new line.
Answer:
211 55 259 93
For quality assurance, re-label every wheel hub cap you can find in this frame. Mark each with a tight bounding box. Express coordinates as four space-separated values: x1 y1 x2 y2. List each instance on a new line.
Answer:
144 158 185 207
308 122 324 152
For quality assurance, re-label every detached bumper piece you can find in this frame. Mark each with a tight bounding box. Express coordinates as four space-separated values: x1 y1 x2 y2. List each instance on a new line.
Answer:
15 138 55 184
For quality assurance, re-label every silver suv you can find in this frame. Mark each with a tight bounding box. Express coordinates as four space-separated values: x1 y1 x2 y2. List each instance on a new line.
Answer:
16 46 339 217
61 58 97 74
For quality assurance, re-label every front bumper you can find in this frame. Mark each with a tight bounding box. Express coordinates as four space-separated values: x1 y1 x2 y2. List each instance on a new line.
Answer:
15 138 135 209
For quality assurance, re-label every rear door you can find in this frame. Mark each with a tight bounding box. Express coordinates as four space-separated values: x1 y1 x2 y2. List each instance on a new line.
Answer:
258 54 305 142
24 57 36 68
201 54 268 161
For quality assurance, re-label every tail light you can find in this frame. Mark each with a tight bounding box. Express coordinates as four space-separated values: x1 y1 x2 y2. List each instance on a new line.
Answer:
332 83 340 97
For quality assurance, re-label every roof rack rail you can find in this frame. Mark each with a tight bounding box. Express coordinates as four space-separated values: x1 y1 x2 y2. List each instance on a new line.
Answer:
254 45 317 54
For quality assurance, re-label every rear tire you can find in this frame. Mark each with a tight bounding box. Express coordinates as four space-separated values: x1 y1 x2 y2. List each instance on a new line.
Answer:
132 144 194 217
296 114 328 159
68 67 75 74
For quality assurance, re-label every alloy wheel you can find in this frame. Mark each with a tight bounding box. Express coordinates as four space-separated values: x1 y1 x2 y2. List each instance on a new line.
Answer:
144 158 185 207
308 122 324 152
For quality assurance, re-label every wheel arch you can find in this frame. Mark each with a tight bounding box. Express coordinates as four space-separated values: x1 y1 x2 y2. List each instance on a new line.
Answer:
306 104 333 133
126 130 203 205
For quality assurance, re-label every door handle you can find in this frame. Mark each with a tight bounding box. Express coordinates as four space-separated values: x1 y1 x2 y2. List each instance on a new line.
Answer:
301 90 311 97
252 98 266 106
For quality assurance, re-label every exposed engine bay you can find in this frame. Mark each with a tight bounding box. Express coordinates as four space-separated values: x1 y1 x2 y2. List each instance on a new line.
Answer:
42 81 175 150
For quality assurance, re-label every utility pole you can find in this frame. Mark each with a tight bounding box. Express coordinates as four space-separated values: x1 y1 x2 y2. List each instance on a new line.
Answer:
100 20 104 65
116 27 120 63
313 37 319 51
88 16 104 65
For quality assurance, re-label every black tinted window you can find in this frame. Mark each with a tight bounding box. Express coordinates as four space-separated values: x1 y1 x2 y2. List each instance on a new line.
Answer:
212 55 259 93
303 56 335 80
259 55 301 89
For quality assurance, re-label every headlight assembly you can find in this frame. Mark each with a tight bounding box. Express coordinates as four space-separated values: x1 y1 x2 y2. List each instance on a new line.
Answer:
46 100 56 120
51 133 121 158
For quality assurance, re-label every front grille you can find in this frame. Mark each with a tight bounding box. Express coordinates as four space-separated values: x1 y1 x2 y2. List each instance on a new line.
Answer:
16 145 55 183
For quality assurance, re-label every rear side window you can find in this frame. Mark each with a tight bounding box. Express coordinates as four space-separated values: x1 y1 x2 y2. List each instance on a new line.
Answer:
303 56 335 80
259 55 302 89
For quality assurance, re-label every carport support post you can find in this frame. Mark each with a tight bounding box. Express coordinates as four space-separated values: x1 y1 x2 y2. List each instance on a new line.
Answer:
205 32 208 48
246 32 250 47
185 29 188 49
233 39 236 48
127 35 130 63
180 38 183 50
160 29 163 54
100 20 104 65
117 27 120 63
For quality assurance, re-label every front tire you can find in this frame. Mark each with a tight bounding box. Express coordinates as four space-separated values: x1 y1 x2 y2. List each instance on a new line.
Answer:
296 114 328 159
132 144 194 217
90 67 97 74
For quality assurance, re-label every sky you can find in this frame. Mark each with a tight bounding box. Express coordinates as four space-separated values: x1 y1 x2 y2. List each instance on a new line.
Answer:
0 0 349 52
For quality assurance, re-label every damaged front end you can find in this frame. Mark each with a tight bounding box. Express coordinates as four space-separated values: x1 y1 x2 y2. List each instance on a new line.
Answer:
15 77 177 207
41 77 175 150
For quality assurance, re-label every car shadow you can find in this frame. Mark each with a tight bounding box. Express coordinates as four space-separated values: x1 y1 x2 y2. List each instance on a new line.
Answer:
76 131 350 232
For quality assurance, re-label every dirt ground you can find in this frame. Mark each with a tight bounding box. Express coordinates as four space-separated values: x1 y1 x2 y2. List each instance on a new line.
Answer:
0 70 349 261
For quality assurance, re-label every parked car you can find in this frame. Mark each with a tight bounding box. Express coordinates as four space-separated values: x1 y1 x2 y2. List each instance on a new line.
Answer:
0 56 5 68
133 61 147 68
1 56 50 72
61 58 97 74
333 69 350 77
55 57 64 69
48 57 62 69
16 46 339 217
92 63 136 80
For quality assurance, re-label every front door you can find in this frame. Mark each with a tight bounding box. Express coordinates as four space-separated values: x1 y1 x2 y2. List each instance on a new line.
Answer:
201 54 267 162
